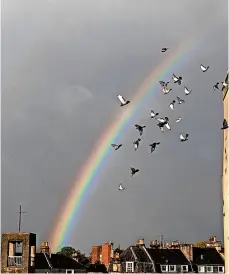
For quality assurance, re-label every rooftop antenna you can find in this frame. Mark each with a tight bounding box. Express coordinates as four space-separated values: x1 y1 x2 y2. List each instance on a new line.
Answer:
18 203 26 232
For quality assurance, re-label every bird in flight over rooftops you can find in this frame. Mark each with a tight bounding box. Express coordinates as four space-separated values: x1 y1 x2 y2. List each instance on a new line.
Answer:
150 110 159 119
169 100 176 110
221 119 228 130
180 133 189 142
213 82 219 91
176 117 182 123
161 47 169 52
117 95 130 106
111 144 122 150
184 86 192 95
135 124 146 136
172 74 182 85
118 183 125 191
177 96 185 104
149 142 160 153
133 138 141 151
130 167 139 177
200 64 209 72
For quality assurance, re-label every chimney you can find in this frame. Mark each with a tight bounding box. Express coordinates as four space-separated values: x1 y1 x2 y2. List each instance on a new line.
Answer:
200 254 204 260
137 239 144 246
40 242 50 254
179 244 193 262
91 246 101 264
101 242 112 269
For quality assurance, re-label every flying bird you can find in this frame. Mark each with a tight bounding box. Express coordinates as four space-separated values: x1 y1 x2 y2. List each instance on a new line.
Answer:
111 144 122 150
180 133 189 142
149 142 160 153
172 74 182 85
213 82 219 91
151 110 159 119
177 96 185 104
221 119 228 130
157 122 165 132
159 81 169 88
176 117 182 123
133 138 141 150
162 86 172 95
184 86 192 95
117 95 130 106
221 81 228 90
156 117 169 123
161 47 169 52
135 124 146 136
169 100 176 110
118 183 125 191
200 64 209 72
130 167 139 177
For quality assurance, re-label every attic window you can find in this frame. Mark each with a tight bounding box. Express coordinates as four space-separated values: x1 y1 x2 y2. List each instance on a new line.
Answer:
169 265 176 272
181 265 188 272
126 262 134 272
218 266 224 272
161 265 168 272
207 266 213 272
198 266 205 272
66 270 74 274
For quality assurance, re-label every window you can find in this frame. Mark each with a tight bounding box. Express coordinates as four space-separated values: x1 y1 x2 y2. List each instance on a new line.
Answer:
126 262 134 273
218 266 224 272
207 266 213 272
198 266 205 272
181 265 188 272
161 265 168 272
169 265 176 272
66 270 74 274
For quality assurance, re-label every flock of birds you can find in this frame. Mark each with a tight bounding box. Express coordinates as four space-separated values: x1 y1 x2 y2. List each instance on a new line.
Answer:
110 47 228 191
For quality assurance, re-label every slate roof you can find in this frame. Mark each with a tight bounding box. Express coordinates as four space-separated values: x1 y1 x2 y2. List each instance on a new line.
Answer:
131 246 152 262
86 263 108 273
147 248 191 265
192 248 225 265
35 253 50 269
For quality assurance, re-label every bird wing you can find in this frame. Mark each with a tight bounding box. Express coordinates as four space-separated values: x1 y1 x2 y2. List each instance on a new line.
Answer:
170 103 174 110
200 64 206 71
117 95 126 104
180 134 185 140
130 167 135 172
111 144 117 148
176 118 181 122
172 74 178 81
184 87 189 94
135 124 140 129
165 123 171 130
159 81 165 86
157 118 165 123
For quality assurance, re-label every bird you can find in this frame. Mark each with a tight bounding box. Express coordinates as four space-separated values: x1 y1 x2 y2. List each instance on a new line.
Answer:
111 144 122 150
150 110 159 119
157 122 165 132
161 47 169 52
213 82 219 91
156 117 169 123
135 124 146 136
221 119 228 130
184 86 192 95
162 86 172 95
180 133 189 142
177 96 185 104
130 167 139 177
176 117 182 123
117 95 130 106
159 81 169 88
200 64 209 72
221 81 228 90
118 183 125 191
169 100 176 110
172 74 182 85
133 138 141 150
149 142 160 153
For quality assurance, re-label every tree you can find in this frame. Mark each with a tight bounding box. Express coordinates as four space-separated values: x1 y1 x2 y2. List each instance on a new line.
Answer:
57 246 77 257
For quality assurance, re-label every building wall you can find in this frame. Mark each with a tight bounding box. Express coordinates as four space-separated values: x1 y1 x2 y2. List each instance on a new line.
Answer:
1 232 36 273
222 70 228 273
101 243 112 269
91 246 101 264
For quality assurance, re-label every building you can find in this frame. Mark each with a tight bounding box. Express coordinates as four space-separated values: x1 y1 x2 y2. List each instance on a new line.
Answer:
222 69 228 273
1 232 87 273
91 241 114 269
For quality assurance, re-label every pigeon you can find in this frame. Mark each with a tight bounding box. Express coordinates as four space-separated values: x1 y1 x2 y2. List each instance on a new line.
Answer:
172 74 182 85
151 110 159 119
176 117 182 123
135 124 146 136
118 183 125 191
169 100 176 110
156 117 169 123
221 119 228 130
133 138 141 150
164 122 171 130
200 64 209 72
159 81 169 88
162 86 172 95
184 86 192 95
149 142 160 153
157 122 165 132
161 47 169 52
111 144 122 150
180 133 189 142
221 81 228 90
117 95 130 106
130 167 139 177
213 82 219 91
177 96 185 104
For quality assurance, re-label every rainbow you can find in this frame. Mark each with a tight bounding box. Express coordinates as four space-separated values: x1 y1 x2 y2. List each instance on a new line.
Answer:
49 35 194 252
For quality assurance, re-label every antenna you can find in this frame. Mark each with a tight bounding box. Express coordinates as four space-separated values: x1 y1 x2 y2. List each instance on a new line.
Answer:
18 203 26 232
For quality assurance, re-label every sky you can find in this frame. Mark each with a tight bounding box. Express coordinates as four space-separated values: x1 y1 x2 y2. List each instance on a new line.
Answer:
1 0 228 254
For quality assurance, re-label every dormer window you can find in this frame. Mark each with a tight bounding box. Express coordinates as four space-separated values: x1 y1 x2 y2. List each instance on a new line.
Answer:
181 265 188 272
207 266 213 272
218 266 224 272
198 266 205 272
126 262 134 272
66 270 74 274
161 265 168 272
169 265 176 272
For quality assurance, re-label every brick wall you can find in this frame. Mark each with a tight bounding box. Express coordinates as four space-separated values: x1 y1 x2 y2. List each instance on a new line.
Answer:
91 246 101 264
101 243 111 269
